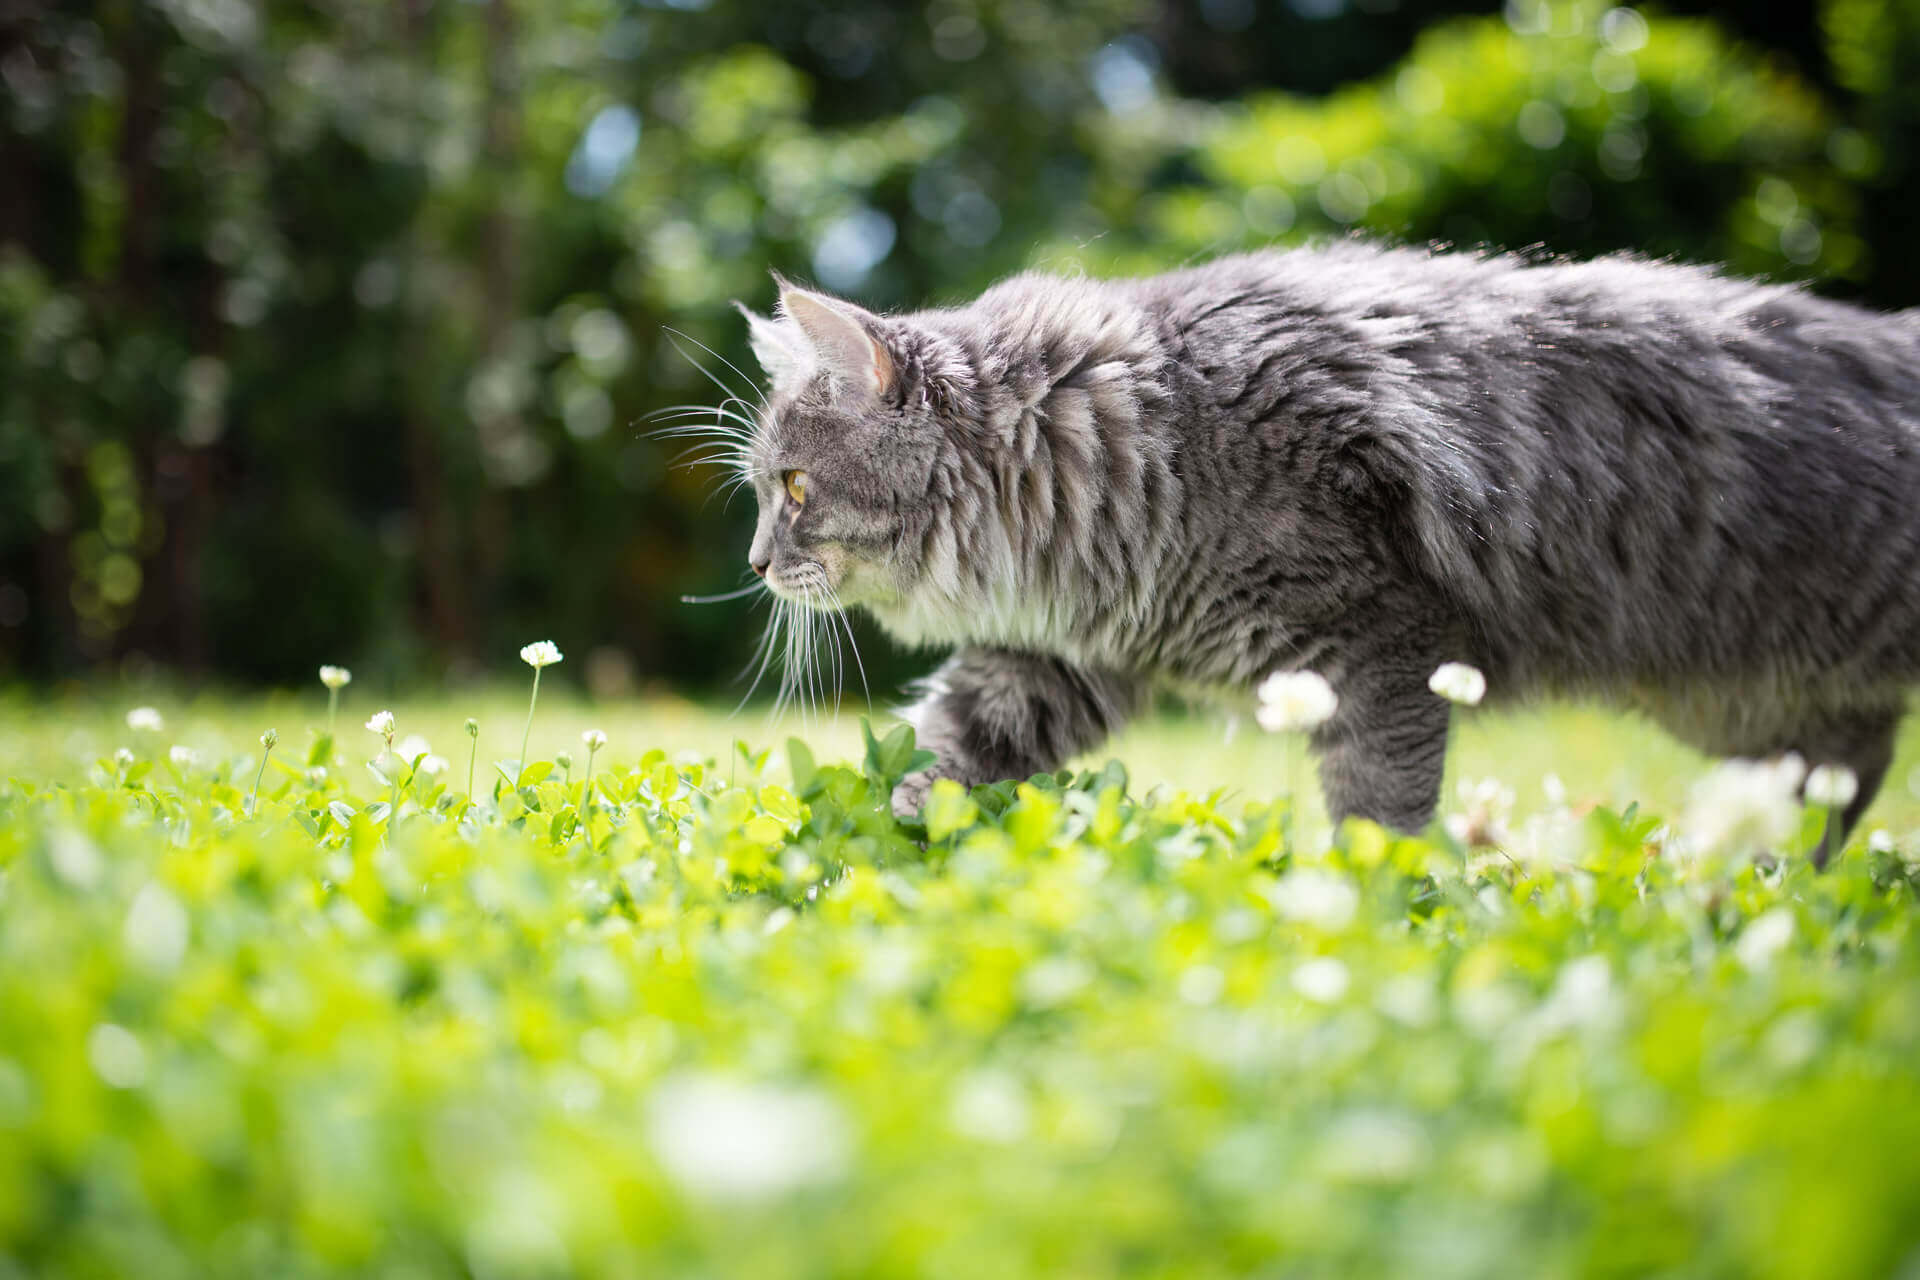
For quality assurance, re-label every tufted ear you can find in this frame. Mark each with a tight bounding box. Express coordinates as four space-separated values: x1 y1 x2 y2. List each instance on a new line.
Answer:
734 301 813 388
778 286 896 398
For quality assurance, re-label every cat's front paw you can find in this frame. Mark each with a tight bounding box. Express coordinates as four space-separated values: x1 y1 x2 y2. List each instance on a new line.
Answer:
890 769 938 819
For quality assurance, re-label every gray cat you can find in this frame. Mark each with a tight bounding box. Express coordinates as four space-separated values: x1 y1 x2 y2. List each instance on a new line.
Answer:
729 241 1920 862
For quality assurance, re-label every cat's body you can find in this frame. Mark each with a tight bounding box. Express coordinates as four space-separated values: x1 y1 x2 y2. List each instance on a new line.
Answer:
736 241 1920 856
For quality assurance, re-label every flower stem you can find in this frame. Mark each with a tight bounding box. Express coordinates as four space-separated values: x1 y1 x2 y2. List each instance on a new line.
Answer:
249 745 272 817
584 744 599 814
327 687 338 736
518 667 542 777
467 735 478 800
1288 737 1302 852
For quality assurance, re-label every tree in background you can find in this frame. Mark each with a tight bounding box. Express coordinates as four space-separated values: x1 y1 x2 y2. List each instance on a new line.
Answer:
0 0 1913 696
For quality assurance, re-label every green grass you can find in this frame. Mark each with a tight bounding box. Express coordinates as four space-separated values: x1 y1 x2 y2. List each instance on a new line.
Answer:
3 690 1920 1278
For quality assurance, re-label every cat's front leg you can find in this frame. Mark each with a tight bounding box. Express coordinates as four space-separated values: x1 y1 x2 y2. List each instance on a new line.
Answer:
1311 659 1453 834
893 647 1143 817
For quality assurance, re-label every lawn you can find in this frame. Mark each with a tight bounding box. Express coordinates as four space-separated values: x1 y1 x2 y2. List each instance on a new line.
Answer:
2 687 1919 1278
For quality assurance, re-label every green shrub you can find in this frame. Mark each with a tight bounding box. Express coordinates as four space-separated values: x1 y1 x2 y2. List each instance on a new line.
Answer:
1063 1 1864 286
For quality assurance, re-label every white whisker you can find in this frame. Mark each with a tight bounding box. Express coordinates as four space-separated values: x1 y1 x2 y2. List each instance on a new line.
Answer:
662 327 769 414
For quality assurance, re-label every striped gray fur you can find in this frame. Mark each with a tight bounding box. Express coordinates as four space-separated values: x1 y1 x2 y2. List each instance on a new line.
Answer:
735 241 1920 858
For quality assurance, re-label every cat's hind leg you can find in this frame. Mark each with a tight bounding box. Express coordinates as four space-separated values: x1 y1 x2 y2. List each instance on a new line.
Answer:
1642 689 1901 868
893 647 1144 817
1785 704 1901 869
1311 659 1453 834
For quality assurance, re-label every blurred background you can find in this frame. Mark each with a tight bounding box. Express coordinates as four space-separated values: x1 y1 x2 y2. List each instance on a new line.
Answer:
3 0 1917 702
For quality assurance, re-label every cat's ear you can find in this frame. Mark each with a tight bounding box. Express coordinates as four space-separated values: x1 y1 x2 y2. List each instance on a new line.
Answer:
778 286 896 398
734 301 812 386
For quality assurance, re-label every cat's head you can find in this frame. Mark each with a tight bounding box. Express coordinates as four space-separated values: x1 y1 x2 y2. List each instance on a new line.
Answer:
733 283 973 612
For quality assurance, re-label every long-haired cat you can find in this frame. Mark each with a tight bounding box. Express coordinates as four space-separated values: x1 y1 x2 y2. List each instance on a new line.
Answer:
725 242 1920 863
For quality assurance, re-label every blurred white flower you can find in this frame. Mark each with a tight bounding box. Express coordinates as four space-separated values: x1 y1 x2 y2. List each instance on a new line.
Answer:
420 754 449 776
365 710 395 737
1291 956 1351 1003
318 665 352 690
1735 907 1796 971
112 747 135 769
48 828 105 890
259 728 278 750
168 745 199 771
1265 868 1360 930
1804 764 1859 810
1536 954 1617 1032
397 734 433 761
1318 1108 1430 1184
87 1023 147 1090
645 1074 849 1202
1428 662 1487 706
1255 670 1338 732
126 707 164 733
1177 964 1226 1006
582 729 608 751
1679 754 1805 864
520 640 564 669
948 1069 1032 1144
1445 776 1516 848
124 882 189 974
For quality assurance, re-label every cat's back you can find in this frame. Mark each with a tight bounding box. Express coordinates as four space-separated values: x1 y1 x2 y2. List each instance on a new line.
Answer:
1120 242 1920 688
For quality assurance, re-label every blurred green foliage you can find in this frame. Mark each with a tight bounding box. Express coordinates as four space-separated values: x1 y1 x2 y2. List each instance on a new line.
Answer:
2 0 1919 693
3 702 1920 1276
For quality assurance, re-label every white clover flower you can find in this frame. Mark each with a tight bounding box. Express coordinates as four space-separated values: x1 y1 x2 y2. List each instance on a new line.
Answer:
1255 670 1339 733
168 745 199 771
126 707 164 733
582 729 608 751
396 734 433 761
420 754 449 776
318 665 352 690
113 747 135 769
1680 754 1805 864
365 710 395 737
1445 776 1516 848
519 640 564 669
556 750 574 771
1427 662 1487 706
1804 764 1859 810
259 728 278 750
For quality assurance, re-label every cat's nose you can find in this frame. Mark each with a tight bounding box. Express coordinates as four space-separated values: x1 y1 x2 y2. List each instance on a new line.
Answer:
749 553 770 578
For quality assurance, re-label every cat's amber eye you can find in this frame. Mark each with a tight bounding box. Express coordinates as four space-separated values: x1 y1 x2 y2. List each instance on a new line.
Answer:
783 470 808 506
